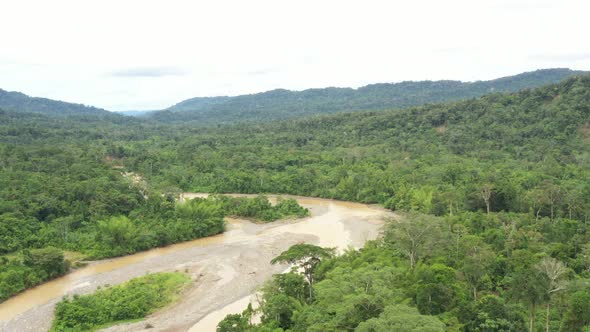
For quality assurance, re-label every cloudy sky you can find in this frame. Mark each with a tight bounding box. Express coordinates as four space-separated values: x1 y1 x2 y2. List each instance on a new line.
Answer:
1 0 589 111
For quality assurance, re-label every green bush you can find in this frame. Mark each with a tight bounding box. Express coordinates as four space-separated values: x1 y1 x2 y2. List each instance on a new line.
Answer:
0 247 69 302
50 272 190 332
88 196 225 259
211 195 309 222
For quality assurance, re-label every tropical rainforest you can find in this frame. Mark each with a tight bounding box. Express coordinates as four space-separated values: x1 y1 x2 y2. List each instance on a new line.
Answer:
0 69 589 331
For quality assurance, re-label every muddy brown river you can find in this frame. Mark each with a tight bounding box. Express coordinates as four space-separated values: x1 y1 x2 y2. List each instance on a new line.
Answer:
0 194 394 332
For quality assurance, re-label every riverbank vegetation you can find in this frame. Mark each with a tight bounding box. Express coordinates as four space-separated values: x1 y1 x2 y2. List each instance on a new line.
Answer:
89 196 226 258
0 247 69 302
215 195 310 222
219 210 590 331
0 137 308 299
50 272 190 332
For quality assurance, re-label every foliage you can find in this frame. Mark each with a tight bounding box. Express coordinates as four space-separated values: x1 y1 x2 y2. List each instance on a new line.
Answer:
214 195 309 222
271 244 335 300
459 295 526 331
50 272 190 332
0 247 69 301
222 207 590 331
355 304 446 332
383 213 448 269
217 313 250 332
561 291 590 332
153 69 584 125
124 75 590 228
78 195 226 259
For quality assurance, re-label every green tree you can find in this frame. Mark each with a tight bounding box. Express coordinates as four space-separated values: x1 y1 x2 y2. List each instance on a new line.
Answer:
271 244 335 300
561 291 590 332
413 263 462 314
509 268 549 332
23 247 69 279
384 213 448 269
536 257 568 332
461 295 526 332
355 304 445 332
94 216 136 257
217 314 248 332
459 236 495 301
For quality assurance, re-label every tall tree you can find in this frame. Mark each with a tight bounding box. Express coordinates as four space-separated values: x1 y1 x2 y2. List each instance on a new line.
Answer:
536 257 568 332
459 238 495 301
384 213 448 269
355 304 445 332
561 291 590 332
271 243 335 300
480 184 493 216
510 268 549 332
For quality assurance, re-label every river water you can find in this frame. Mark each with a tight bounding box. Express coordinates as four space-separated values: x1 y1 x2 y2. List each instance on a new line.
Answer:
0 194 392 331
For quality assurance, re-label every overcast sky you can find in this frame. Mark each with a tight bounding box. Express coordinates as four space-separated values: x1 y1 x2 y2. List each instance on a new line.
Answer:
1 0 589 111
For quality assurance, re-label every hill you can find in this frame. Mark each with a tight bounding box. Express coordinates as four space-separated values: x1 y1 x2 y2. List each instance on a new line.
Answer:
135 74 590 332
0 88 112 117
148 68 586 124
131 74 590 331
128 74 590 218
116 110 157 117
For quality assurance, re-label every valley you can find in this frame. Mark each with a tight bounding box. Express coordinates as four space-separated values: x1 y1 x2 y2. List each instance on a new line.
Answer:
3 1 590 330
1 72 589 331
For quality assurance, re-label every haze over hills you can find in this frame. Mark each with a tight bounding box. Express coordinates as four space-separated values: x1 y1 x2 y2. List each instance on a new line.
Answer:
147 68 587 124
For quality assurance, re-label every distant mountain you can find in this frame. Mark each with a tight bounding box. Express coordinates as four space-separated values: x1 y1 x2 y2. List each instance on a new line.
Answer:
0 89 112 117
117 110 157 117
166 96 231 113
150 68 587 125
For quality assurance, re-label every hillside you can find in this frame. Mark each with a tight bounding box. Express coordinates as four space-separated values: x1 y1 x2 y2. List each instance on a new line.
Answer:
0 89 112 117
132 74 590 331
127 74 590 217
149 68 586 124
116 110 157 117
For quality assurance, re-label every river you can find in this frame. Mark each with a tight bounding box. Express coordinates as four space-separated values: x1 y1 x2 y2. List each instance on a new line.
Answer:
0 194 394 332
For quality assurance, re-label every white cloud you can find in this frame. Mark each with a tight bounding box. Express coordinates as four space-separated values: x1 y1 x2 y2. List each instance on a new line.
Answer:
0 0 588 111
108 67 190 78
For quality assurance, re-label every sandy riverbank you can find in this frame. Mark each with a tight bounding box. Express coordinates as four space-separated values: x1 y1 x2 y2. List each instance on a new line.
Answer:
0 195 394 332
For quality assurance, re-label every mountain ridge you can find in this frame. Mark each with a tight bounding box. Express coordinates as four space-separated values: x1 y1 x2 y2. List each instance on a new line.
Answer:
1 68 586 122
147 68 587 124
0 88 113 117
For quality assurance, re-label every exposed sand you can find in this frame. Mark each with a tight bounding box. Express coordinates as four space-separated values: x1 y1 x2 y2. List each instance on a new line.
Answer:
0 195 394 332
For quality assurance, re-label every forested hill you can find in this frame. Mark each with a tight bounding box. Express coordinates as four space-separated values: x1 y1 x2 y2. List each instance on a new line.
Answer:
128 74 590 220
148 68 586 125
195 75 590 332
0 88 112 117
132 75 590 330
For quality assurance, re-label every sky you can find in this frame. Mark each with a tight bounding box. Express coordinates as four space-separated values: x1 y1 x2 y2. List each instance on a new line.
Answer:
0 0 589 111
